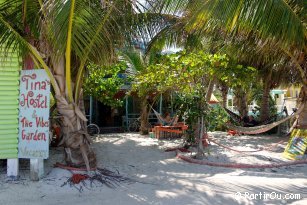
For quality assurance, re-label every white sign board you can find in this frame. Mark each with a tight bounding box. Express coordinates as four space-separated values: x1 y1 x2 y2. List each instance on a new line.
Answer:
18 69 50 159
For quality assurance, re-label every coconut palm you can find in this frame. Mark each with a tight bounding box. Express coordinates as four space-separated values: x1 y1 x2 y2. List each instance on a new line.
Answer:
121 48 161 134
151 0 307 127
0 0 148 170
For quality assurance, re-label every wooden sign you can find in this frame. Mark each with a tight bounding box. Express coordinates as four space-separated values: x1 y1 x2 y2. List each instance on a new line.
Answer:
283 129 307 160
18 69 50 159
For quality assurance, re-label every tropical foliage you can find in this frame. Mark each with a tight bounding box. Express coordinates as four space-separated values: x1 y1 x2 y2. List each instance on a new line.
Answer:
150 0 306 127
83 62 128 108
133 50 240 156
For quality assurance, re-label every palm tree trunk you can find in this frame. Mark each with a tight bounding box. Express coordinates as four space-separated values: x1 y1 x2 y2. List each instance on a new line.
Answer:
140 97 150 135
56 95 96 170
260 78 271 122
220 84 228 107
234 90 248 117
297 85 307 128
53 58 96 171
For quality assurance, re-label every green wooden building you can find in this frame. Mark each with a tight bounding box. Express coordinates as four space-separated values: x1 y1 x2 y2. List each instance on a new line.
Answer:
0 45 20 159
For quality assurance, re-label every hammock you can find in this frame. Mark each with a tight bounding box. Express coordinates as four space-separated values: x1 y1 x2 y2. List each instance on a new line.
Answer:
223 106 287 126
151 107 177 126
226 105 303 135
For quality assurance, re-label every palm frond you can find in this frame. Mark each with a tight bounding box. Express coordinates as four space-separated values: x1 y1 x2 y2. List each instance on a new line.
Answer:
0 9 60 94
187 0 306 50
121 48 146 73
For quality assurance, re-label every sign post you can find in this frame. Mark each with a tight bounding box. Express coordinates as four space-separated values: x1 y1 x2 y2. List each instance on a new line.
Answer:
18 69 50 180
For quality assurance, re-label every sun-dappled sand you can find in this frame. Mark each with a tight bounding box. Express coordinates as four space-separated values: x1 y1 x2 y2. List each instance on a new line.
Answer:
0 132 306 205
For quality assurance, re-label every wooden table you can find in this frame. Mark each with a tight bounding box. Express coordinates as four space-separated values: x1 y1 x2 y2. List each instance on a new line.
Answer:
154 124 188 139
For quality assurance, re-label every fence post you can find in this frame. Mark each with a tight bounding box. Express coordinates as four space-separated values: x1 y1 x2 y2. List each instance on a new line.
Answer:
30 159 44 181
7 159 19 179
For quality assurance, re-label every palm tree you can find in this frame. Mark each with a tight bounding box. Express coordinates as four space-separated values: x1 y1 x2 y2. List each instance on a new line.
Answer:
121 48 160 134
0 0 147 170
152 0 306 127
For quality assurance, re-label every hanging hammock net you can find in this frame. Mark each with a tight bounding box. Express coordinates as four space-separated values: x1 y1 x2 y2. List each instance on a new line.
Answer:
224 105 303 135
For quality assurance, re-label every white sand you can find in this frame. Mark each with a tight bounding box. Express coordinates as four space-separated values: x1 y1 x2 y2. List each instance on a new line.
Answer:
0 132 306 205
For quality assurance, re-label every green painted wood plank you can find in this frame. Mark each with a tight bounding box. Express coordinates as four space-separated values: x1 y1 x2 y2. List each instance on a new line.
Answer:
0 43 20 159
0 71 19 76
0 139 18 144
0 90 19 96
0 97 19 103
0 64 19 67
0 81 19 86
0 150 18 154
0 119 18 125
0 134 18 139
0 86 19 91
0 115 18 120
0 144 19 150
0 129 18 135
0 73 19 82
0 109 19 115
0 124 19 130
0 153 18 159
0 149 18 154
0 105 20 110
0 99 19 107
0 139 18 143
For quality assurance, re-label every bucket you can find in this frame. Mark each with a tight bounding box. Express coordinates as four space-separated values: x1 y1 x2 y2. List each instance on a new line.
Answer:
149 132 154 138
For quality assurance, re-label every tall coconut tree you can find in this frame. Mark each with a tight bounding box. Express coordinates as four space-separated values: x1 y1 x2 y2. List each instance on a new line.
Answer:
189 0 307 126
219 33 303 121
153 0 306 127
0 0 148 170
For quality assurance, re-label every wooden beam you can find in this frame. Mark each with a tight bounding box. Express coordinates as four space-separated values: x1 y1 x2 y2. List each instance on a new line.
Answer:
7 159 19 179
30 159 44 181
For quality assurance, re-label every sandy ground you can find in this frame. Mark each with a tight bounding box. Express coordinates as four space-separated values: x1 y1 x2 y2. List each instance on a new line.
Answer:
0 132 306 205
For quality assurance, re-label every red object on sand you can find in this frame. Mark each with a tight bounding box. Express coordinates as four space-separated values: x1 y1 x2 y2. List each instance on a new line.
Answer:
71 174 89 184
228 130 238 136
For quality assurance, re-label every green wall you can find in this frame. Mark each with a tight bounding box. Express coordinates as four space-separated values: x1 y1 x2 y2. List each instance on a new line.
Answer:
0 46 20 159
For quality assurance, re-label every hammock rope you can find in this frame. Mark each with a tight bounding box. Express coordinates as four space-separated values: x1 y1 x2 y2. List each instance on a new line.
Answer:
208 137 287 153
151 107 176 126
223 107 242 123
223 106 287 126
176 151 307 169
